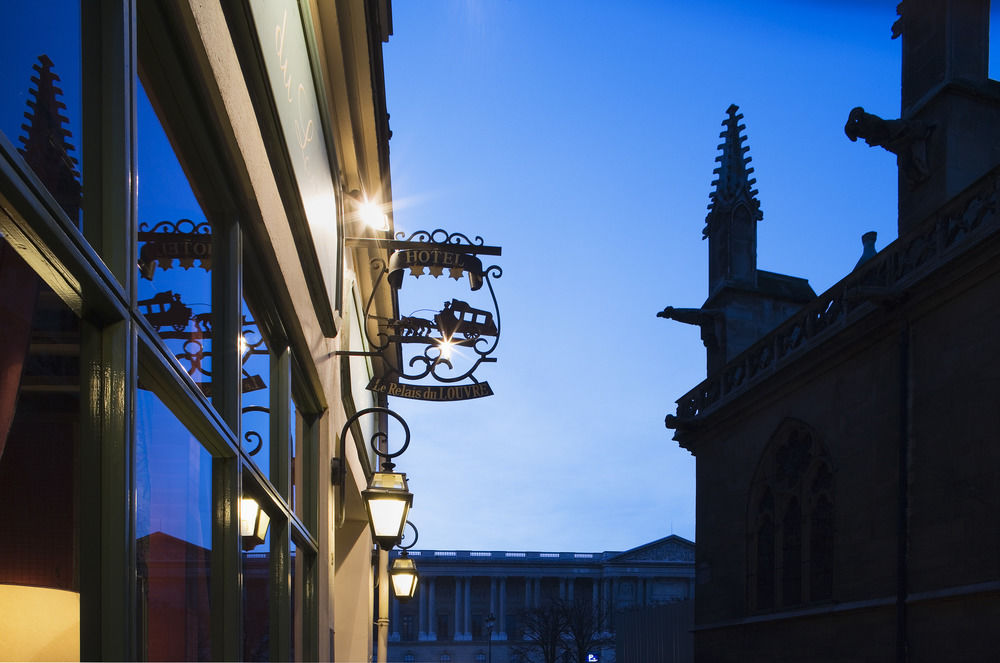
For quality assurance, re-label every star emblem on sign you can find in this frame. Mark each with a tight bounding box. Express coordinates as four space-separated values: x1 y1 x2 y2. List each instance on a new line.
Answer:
409 265 425 278
448 267 464 280
428 265 444 278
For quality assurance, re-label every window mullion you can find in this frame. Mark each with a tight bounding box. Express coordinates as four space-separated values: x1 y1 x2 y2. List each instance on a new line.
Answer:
271 517 291 661
82 0 135 287
272 346 291 499
79 319 135 661
211 216 243 659
213 217 242 431
213 455 242 662
79 0 136 659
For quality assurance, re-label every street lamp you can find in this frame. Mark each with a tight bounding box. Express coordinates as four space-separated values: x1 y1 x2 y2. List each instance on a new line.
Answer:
363 467 413 550
389 551 419 600
335 407 414 550
486 612 496 663
389 521 421 601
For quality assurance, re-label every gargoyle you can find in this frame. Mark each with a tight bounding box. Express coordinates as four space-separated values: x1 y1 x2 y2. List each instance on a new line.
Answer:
657 306 724 353
845 106 932 186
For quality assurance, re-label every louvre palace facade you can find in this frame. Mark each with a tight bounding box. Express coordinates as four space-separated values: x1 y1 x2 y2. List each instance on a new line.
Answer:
387 535 695 663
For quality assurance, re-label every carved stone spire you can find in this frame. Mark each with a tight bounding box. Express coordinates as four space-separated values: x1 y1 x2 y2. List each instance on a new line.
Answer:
657 104 813 378
18 55 81 220
704 104 761 295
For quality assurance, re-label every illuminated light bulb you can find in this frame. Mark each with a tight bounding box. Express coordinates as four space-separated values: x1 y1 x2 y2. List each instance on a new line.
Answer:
359 200 389 231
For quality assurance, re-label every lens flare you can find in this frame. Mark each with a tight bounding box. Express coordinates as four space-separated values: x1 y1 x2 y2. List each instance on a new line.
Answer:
359 200 389 231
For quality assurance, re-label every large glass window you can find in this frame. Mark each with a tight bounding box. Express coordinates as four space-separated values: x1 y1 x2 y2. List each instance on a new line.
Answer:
0 3 328 660
0 239 81 661
0 2 83 227
135 388 213 661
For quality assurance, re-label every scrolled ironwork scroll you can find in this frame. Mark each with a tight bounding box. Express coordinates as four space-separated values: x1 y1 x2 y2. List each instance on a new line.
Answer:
334 407 412 528
395 228 485 247
398 520 419 551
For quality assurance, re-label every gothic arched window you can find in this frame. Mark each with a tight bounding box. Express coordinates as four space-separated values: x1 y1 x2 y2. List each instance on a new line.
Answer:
748 420 834 612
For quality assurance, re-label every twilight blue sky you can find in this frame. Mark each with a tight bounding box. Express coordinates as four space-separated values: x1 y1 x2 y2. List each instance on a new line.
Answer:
379 0 958 553
2 2 994 555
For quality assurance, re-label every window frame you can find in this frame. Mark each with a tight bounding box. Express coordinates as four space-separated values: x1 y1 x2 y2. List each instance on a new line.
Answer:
1 2 330 659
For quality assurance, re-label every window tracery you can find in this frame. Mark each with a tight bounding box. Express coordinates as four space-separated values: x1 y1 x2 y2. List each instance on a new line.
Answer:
748 420 834 611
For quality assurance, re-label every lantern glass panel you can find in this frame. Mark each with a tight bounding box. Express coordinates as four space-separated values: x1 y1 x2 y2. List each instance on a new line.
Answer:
390 557 418 599
254 509 271 541
368 497 408 538
240 498 260 538
391 571 417 598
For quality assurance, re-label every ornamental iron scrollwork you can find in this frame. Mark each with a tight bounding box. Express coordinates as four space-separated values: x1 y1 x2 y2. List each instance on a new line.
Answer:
357 229 502 395
334 407 412 528
395 229 486 247
398 520 419 551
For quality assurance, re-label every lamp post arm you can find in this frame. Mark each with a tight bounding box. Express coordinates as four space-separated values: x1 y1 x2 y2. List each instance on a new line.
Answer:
334 406 411 528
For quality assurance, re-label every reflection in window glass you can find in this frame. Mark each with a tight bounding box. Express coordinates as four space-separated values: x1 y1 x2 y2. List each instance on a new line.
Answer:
0 238 80 661
243 505 271 662
136 389 213 661
0 3 83 226
136 79 214 396
241 298 271 478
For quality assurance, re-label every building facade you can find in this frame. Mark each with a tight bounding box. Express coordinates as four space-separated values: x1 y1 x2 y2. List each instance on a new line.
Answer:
662 2 1000 661
0 1 399 660
387 535 695 663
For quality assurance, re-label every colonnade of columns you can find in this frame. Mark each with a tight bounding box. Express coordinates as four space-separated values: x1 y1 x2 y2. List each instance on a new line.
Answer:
391 574 664 642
